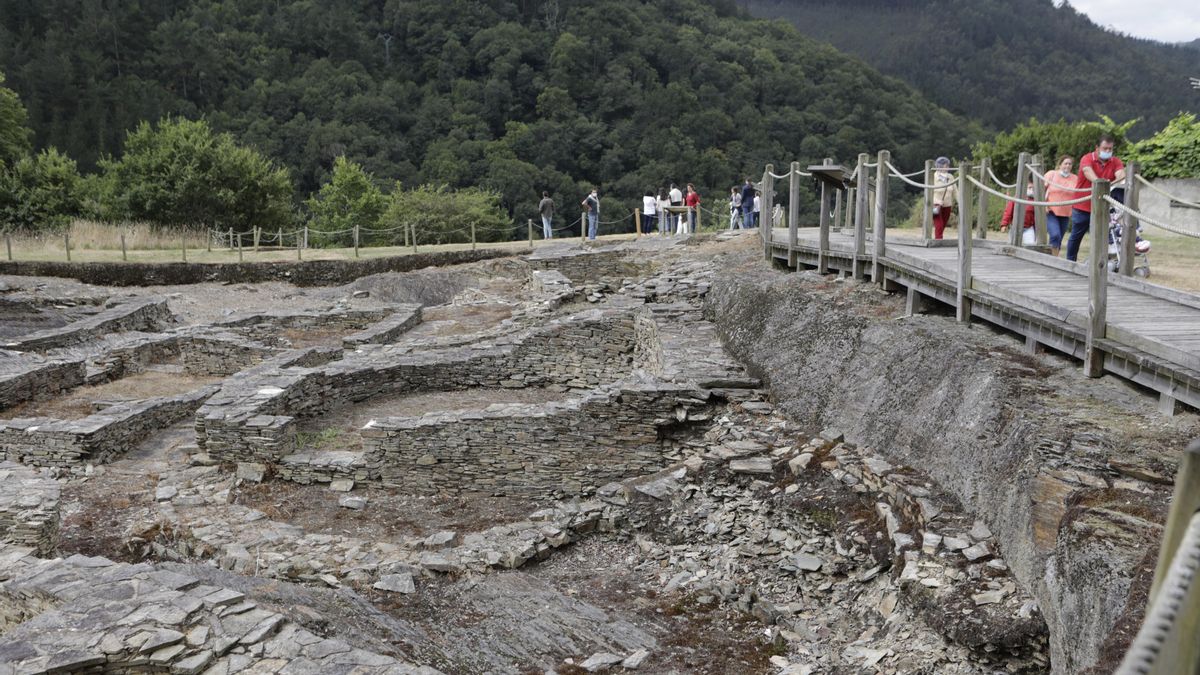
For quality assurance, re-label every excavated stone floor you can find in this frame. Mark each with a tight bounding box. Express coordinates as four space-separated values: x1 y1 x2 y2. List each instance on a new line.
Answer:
0 232 1181 673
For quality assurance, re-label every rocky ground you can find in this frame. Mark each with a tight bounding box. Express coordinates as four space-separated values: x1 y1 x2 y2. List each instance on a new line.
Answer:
1 232 1187 673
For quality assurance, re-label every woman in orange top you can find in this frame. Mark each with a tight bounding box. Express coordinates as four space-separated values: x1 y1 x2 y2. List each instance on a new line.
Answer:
1042 155 1078 257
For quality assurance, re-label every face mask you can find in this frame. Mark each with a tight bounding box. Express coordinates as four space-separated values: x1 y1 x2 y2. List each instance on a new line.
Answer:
1060 169 1070 177
1026 189 1034 197
1098 150 1113 161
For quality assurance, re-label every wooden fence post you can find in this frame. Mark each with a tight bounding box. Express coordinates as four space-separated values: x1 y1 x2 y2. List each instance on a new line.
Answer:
1011 152 1030 246
853 153 870 280
4 234 10 261
254 227 261 253
297 230 302 260
834 189 843 231
1151 440 1200 602
64 230 71 262
580 212 586 244
181 235 187 262
228 227 234 251
354 224 360 257
206 230 212 253
762 165 774 261
635 209 642 237
788 161 800 267
1120 162 1140 276
527 219 533 248
1031 154 1048 245
120 234 126 261
872 150 889 284
696 205 702 232
818 157 833 274
976 158 990 239
237 234 243 262
956 161 973 323
411 222 418 253
1084 179 1110 378
276 228 282 251
473 220 479 250
922 158 934 241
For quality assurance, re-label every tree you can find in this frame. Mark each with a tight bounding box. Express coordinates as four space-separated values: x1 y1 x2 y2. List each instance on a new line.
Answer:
1127 113 1200 179
971 116 1138 182
381 183 510 245
0 148 82 230
97 117 294 230
0 71 31 169
306 156 386 243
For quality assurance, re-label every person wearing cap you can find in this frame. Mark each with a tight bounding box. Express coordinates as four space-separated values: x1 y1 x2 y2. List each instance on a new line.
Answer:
931 157 957 239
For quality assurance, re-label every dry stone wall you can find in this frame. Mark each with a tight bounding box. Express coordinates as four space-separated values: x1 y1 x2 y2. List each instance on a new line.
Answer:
2 297 173 352
357 378 710 496
1 385 220 467
0 353 85 412
0 462 59 556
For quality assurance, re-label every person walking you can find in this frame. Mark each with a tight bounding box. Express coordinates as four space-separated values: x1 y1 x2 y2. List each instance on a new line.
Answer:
668 183 684 233
581 187 600 240
642 191 658 235
729 186 742 230
752 190 761 227
657 188 671 235
740 178 755 230
683 184 701 234
1001 178 1037 246
1066 134 1125 262
538 191 555 239
1041 155 1077 257
931 156 957 240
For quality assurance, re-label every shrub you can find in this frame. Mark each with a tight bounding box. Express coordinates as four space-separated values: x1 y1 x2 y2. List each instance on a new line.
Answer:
305 156 386 246
1127 113 1200 179
972 116 1138 182
0 148 82 230
380 184 513 245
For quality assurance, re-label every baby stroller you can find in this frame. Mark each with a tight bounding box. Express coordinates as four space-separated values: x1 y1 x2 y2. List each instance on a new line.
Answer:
1105 186 1151 277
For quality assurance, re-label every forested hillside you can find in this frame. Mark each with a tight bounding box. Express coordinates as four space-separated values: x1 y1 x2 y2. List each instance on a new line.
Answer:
0 0 982 227
745 0 1199 134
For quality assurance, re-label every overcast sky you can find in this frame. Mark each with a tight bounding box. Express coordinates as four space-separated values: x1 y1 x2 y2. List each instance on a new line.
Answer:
1066 0 1200 43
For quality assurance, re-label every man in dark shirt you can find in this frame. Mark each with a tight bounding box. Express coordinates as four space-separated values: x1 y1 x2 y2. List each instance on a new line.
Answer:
740 179 756 230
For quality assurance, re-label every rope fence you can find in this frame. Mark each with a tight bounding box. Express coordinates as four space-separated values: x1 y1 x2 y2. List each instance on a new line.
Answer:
885 161 952 190
1105 196 1200 240
1136 175 1200 211
965 175 1092 208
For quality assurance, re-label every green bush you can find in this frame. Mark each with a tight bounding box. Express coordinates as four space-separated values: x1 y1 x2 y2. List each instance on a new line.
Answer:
972 116 1138 182
1127 113 1200 179
97 117 294 231
380 184 513 246
305 156 387 246
0 148 82 230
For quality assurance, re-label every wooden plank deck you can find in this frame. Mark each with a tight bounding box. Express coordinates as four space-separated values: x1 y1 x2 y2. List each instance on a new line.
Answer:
768 227 1200 413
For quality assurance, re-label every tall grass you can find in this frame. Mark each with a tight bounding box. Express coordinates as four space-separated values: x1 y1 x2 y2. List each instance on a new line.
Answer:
9 220 213 251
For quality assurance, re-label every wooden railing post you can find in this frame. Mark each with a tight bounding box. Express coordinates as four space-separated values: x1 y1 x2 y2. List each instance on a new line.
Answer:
64 230 71 262
1151 440 1200 602
237 234 243 262
1120 162 1140 276
976 158 990 239
206 230 212 253
4 234 11 261
818 156 833 273
228 227 234 251
1084 179 1110 378
922 158 934 241
788 162 800 267
354 224 360 257
834 189 843 231
762 165 774 260
1011 152 1030 246
1031 154 1048 246
580 212 586 244
634 208 642 237
181 235 187 262
956 161 973 323
253 226 260 253
872 150 889 284
120 233 127 261
853 153 870 280
411 222 418 253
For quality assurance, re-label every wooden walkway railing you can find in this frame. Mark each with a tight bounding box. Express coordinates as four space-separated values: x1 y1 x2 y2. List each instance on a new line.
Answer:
757 153 1200 416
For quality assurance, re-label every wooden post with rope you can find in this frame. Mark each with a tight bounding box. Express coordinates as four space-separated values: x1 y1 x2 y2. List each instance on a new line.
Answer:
1084 179 1110 378
818 157 833 274
354 224 360 257
853 153 870 280
1031 154 1049 245
1011 152 1030 246
762 165 774 261
120 234 126 261
635 209 642 237
872 150 889 284
976 158 990 239
957 161 973 323
788 161 800 268
922 158 934 241
1120 162 1140 277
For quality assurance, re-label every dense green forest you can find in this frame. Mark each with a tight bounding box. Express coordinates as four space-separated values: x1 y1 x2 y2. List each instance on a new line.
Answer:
0 0 983 232
745 0 1199 134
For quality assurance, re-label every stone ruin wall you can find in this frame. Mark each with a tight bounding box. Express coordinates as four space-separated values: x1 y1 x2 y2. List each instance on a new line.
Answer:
0 356 85 411
0 462 60 556
2 297 174 353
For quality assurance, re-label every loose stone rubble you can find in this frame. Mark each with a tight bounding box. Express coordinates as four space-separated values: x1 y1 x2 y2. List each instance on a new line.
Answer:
0 234 1073 673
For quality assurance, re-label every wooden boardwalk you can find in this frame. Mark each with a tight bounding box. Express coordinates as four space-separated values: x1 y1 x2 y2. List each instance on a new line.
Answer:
767 227 1200 414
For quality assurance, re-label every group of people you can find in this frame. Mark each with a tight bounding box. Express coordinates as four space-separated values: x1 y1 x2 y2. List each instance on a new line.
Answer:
640 183 703 237
727 178 762 230
930 134 1125 261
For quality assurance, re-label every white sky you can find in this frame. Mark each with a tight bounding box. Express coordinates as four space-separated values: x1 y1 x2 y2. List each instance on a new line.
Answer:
1066 0 1200 43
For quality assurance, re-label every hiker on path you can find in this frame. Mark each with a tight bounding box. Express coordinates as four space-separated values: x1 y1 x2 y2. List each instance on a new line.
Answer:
931 156 957 240
729 186 742 230
683 184 701 234
657 188 671 235
582 188 600 240
668 183 684 232
538 191 555 239
642 191 658 235
1042 155 1078 257
740 178 756 229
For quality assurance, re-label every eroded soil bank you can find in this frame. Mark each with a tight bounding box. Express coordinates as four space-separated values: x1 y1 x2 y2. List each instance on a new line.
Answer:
705 244 1198 674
